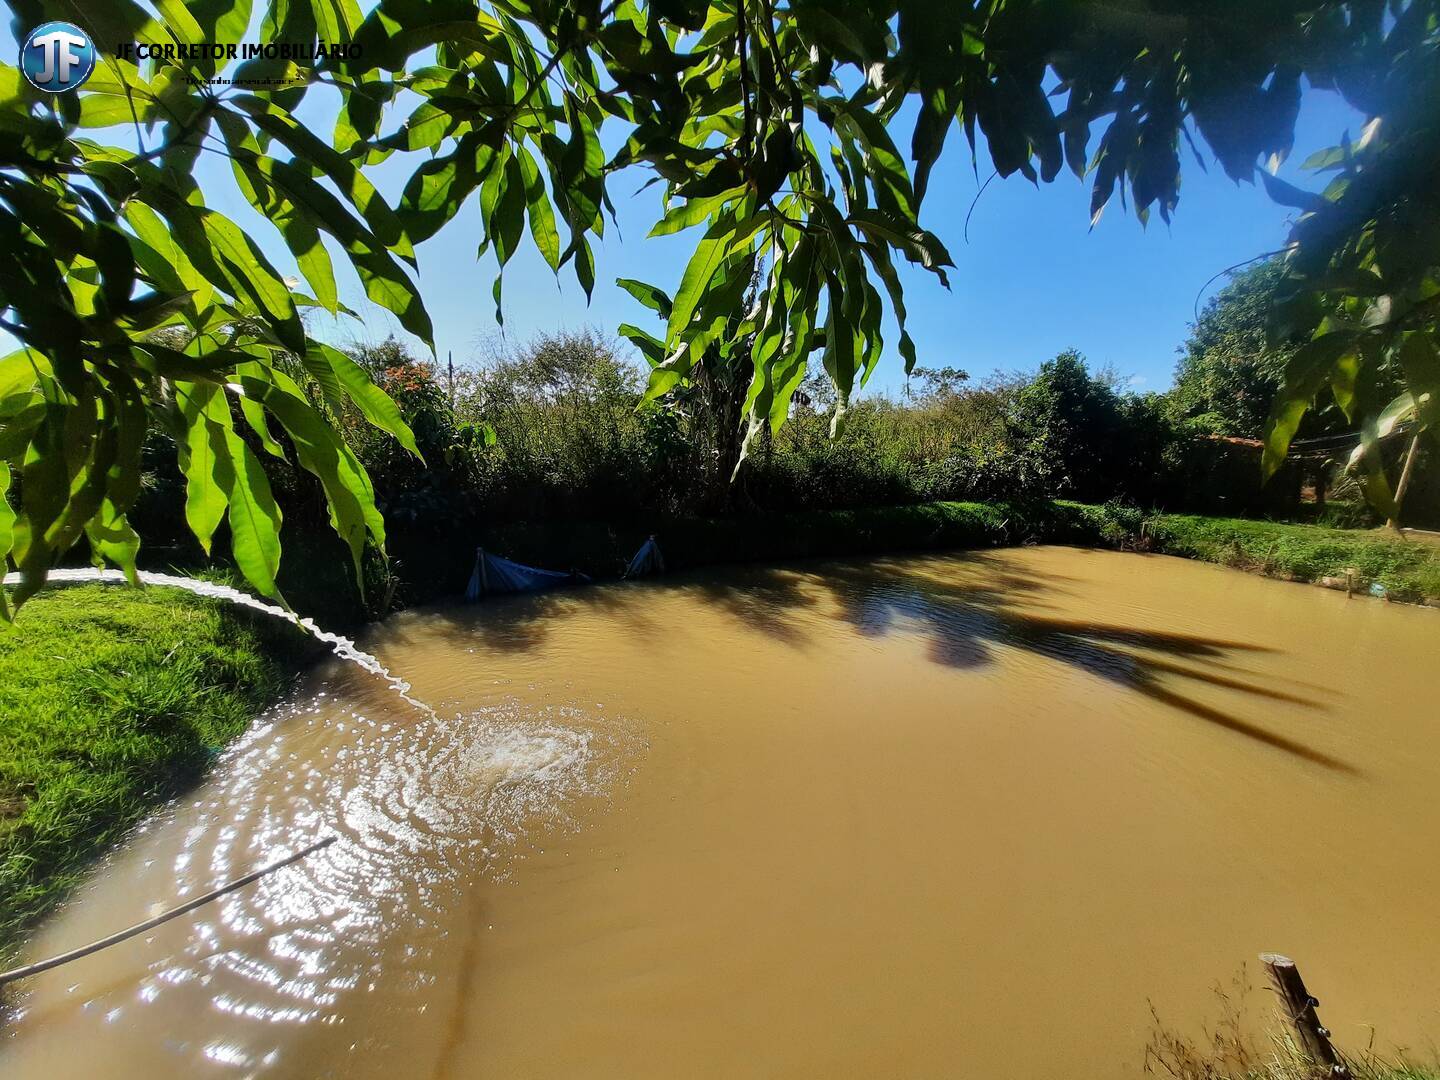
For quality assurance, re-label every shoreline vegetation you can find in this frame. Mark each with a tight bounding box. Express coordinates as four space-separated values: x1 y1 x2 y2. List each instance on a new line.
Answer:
472 501 1440 608
1147 968 1440 1080
4 502 1436 955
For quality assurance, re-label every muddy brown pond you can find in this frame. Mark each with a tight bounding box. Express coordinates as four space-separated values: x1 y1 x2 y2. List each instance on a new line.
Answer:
3 547 1438 1078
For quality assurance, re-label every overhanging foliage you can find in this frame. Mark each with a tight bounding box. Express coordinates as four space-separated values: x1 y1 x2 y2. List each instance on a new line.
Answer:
1 0 1436 608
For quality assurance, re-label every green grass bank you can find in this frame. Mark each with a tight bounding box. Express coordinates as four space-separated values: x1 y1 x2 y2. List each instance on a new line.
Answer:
0 585 311 956
1146 513 1440 604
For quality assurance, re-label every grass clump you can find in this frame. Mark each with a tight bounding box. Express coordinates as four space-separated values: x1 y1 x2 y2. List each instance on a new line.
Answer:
0 584 302 955
1148 515 1440 604
1146 970 1440 1079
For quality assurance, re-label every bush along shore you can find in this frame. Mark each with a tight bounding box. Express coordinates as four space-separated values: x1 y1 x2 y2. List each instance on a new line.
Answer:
0 585 317 958
224 498 1440 620
450 500 1440 611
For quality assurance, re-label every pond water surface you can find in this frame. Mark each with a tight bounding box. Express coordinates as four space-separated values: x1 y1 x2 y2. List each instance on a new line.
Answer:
3 547 1438 1077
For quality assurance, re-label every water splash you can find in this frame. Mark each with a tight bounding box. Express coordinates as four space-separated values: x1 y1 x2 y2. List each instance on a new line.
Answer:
0 697 630 1074
2 567 433 717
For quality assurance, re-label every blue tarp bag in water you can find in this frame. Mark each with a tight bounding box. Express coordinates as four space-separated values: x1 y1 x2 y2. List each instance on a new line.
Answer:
465 548 590 600
624 536 665 579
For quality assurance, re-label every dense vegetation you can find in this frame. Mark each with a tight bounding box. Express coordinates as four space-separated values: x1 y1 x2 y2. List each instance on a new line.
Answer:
103 315 1430 616
1150 513 1440 602
2 1 1437 608
0 585 310 954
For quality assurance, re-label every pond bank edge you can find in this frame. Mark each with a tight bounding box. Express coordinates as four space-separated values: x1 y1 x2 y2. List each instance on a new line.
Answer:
470 501 1440 608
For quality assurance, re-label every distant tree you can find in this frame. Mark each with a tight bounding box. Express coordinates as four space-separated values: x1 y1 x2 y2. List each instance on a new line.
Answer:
482 330 636 403
1173 261 1409 510
908 366 971 401
1012 349 1179 504
1172 263 1300 439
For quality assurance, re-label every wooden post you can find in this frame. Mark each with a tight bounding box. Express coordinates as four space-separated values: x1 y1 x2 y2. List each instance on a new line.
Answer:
1387 432 1422 534
1259 953 1351 1077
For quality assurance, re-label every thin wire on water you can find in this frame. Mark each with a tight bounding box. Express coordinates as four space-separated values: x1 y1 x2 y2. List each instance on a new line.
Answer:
0 570 440 988
0 837 337 989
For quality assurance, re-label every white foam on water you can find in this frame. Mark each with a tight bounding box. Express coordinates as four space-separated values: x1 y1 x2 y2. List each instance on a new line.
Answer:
3 694 633 1074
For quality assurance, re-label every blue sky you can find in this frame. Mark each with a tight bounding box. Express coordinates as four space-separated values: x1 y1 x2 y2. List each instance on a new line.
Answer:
4 10 1365 396
342 83 1358 395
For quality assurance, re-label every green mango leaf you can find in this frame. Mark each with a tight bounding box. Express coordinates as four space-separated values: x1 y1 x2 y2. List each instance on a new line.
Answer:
124 202 214 308
309 342 422 457
1261 333 1358 479
0 348 48 401
846 210 954 281
231 97 418 267
85 499 141 584
1394 332 1440 432
154 198 305 352
0 460 13 620
233 155 434 348
220 418 286 602
237 368 383 587
399 135 498 243
518 145 562 271
834 101 916 220
648 189 743 237
616 278 673 319
491 152 527 268
666 214 743 346
0 461 15 568
215 110 341 315
176 381 232 554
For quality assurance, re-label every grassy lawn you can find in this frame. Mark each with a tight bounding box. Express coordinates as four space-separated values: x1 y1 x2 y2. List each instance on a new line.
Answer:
0 584 303 956
1149 513 1440 605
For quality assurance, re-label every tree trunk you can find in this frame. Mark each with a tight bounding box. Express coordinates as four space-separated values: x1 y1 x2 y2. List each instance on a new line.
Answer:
1387 432 1423 533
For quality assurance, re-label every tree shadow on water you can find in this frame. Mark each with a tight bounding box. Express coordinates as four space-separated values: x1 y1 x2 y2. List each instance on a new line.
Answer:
414 551 1353 775
710 553 1355 776
388 581 665 657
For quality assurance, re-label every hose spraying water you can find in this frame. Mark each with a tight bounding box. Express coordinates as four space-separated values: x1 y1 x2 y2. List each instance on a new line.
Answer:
2 567 435 717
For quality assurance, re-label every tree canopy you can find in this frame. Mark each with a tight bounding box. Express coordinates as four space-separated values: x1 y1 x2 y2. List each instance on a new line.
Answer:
1173 263 1303 439
1 0 1437 609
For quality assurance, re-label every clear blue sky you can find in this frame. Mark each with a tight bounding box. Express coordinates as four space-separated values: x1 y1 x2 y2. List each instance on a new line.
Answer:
4 13 1364 395
203 82 1364 396
357 82 1357 395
